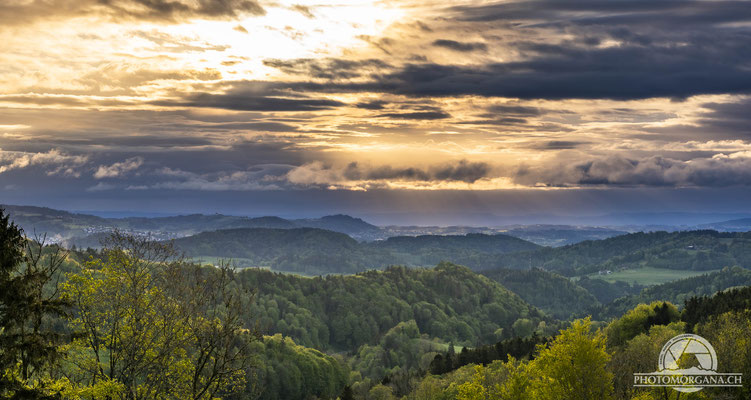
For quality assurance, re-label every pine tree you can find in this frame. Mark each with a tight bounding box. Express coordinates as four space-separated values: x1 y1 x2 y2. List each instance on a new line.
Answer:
0 208 70 399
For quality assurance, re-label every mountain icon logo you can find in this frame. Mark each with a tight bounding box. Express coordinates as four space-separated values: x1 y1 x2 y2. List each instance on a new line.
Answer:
658 334 716 374
634 333 742 393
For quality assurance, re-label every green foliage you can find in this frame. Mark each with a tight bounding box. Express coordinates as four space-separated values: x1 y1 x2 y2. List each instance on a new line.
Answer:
350 320 442 381
239 262 545 350
422 319 613 400
495 230 751 276
605 302 680 348
532 318 614 400
482 268 598 319
173 227 381 274
695 310 751 399
61 233 256 400
173 229 539 274
247 334 348 400
369 234 540 269
455 358 532 400
0 208 71 399
604 266 751 318
576 276 642 304
587 266 717 286
609 322 686 399
681 279 751 331
429 334 548 376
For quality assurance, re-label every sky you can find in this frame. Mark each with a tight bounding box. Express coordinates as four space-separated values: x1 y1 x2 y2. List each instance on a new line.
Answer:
1 0 751 223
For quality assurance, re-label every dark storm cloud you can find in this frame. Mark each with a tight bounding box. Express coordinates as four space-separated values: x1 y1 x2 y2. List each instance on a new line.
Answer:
530 141 589 150
695 99 751 138
243 0 751 101
376 111 450 120
455 117 528 126
432 160 491 183
344 163 431 181
513 154 751 188
294 159 493 185
358 160 491 183
157 81 346 111
450 1 751 26
486 105 543 117
200 122 299 132
432 39 487 52
364 52 751 100
645 97 751 140
262 58 392 80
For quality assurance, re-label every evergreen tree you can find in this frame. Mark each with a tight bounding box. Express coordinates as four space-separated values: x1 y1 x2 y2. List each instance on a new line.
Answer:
0 208 69 399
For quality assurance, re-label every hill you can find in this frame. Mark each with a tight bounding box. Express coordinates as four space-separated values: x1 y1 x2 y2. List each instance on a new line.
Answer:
601 266 751 318
480 268 599 319
699 217 751 232
171 228 541 274
501 225 627 247
492 230 751 276
3 204 385 244
172 227 390 274
368 233 540 268
1 205 109 240
295 214 381 238
238 262 547 351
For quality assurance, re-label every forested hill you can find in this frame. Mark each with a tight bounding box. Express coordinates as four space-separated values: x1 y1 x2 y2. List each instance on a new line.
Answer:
237 263 547 351
371 233 539 254
172 228 540 274
601 266 751 318
492 230 751 276
2 204 382 242
365 233 540 268
172 227 387 274
480 268 599 320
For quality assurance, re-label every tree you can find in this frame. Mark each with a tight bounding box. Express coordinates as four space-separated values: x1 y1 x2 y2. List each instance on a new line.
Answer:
531 317 614 400
696 310 751 400
609 322 685 400
62 232 256 400
606 302 680 348
0 208 70 399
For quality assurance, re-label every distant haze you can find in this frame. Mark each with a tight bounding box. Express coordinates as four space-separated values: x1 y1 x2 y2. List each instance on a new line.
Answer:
4 186 751 227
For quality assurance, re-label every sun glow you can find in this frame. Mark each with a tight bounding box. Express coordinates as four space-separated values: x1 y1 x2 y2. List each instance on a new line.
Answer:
150 1 405 80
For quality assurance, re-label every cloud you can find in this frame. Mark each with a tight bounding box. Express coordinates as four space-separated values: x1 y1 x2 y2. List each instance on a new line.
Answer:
237 1 751 101
0 0 265 26
94 157 144 179
513 152 751 188
150 164 291 190
355 100 388 110
262 58 391 80
432 39 487 52
0 148 88 177
159 81 346 111
376 111 451 120
86 182 118 192
291 5 314 19
362 55 751 100
286 159 493 189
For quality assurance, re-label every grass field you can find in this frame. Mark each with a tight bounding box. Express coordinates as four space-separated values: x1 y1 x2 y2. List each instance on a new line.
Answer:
193 255 269 269
585 267 719 286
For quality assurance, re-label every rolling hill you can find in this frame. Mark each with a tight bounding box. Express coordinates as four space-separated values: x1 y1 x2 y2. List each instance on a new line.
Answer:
171 228 542 274
239 262 547 350
491 230 751 276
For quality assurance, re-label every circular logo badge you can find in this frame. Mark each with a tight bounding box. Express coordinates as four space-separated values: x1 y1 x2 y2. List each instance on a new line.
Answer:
657 334 717 393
